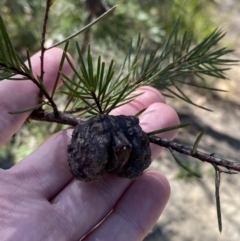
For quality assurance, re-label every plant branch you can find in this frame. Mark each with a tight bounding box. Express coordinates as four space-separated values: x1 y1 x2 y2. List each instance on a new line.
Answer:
28 109 240 174
39 0 52 101
148 135 240 173
30 109 86 126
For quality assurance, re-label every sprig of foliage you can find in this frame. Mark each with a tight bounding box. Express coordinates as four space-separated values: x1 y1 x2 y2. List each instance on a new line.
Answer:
57 19 237 117
61 43 142 116
0 15 59 114
0 11 237 121
0 16 33 80
122 20 237 108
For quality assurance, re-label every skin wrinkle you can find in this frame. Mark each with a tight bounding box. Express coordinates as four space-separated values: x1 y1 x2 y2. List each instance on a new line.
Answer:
93 175 125 208
1 187 22 219
19 162 50 198
30 210 65 241
114 177 159 239
11 129 73 200
52 207 76 241
2 191 47 240
114 205 146 239
51 180 94 225
51 175 131 239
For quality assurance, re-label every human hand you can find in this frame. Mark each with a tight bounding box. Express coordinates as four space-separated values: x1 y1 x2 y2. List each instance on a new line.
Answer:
0 48 179 241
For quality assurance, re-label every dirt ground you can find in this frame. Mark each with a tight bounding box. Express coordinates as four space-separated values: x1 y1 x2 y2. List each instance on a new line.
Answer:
144 1 240 240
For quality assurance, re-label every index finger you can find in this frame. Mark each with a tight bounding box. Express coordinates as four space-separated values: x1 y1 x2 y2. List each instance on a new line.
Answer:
0 48 72 146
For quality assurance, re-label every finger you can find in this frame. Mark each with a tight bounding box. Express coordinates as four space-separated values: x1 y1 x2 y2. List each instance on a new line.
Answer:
83 171 170 241
139 102 179 159
10 94 177 200
51 173 133 240
110 86 165 116
10 128 73 199
0 48 72 145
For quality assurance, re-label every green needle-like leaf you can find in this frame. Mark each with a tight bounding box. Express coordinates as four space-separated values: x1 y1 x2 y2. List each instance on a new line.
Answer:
191 129 206 155
0 17 17 70
215 168 222 232
169 148 202 178
147 123 191 136
0 16 34 82
8 103 46 114
60 21 236 116
51 41 69 98
47 6 117 50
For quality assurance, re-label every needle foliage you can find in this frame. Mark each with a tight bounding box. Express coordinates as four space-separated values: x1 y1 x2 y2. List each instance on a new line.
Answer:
0 13 237 117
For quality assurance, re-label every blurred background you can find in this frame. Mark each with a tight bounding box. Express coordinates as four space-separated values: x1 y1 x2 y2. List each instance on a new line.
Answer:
0 0 240 240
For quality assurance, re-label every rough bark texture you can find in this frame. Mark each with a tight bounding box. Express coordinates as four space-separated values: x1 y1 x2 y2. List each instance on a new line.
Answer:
68 114 151 182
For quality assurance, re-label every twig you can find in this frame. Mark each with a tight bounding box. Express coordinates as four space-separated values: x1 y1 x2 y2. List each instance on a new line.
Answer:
148 135 240 173
39 0 56 111
30 109 86 126
40 0 51 88
212 163 238 175
28 109 240 174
